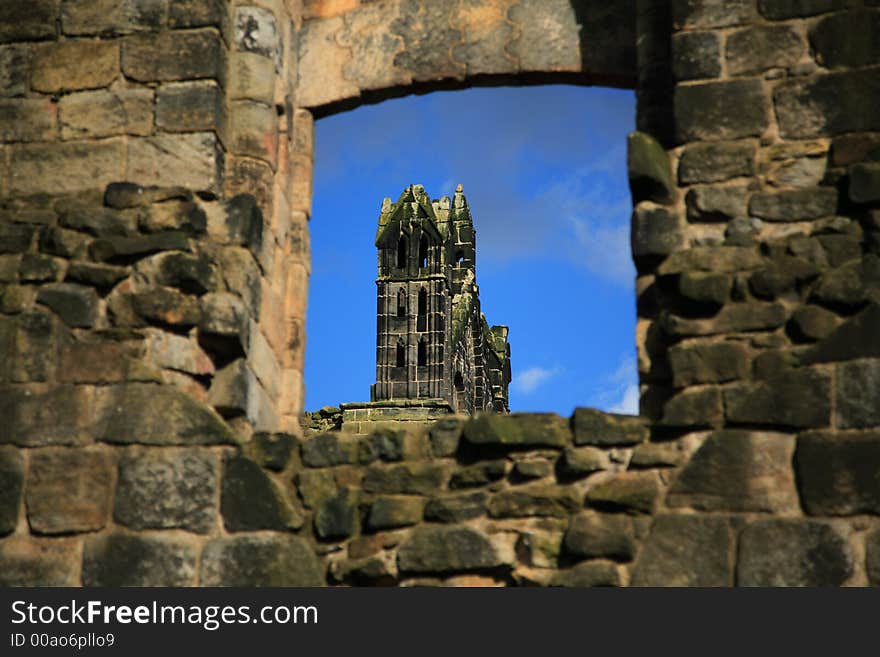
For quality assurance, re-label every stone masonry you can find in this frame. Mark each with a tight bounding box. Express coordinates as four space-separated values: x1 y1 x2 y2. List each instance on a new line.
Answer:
0 0 879 586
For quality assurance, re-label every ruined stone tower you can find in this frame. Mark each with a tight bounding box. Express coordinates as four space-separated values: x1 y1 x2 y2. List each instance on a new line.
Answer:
371 184 510 415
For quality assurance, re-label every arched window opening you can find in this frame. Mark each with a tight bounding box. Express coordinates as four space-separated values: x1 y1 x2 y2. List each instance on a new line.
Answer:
455 250 465 267
419 236 429 268
418 338 428 366
397 236 407 269
396 340 406 367
417 287 428 331
396 288 406 318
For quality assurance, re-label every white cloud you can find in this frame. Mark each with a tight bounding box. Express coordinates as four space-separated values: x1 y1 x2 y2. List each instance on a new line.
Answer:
512 365 563 395
590 355 640 415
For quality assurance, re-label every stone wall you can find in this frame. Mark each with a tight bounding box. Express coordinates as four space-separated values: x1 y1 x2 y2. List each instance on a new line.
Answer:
1 0 879 586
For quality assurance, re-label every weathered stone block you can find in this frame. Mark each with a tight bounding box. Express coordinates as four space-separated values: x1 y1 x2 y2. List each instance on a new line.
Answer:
672 0 755 29
749 188 838 222
39 226 87 259
19 253 60 283
104 182 191 209
737 519 852 586
156 81 224 134
0 384 93 446
294 469 337 509
658 245 763 274
796 430 880 515
631 202 685 257
660 387 722 427
559 445 606 477
749 255 820 300
850 163 880 204
130 285 201 328
36 283 98 328
488 485 581 518
58 339 142 384
572 407 647 446
564 513 635 561
726 25 803 76
686 184 749 222
810 9 880 70
302 432 366 467
449 460 506 489
0 0 58 42
199 292 247 336
9 139 126 196
463 413 570 448
59 204 137 237
83 533 198 587
59 88 153 139
314 487 358 540
0 446 23 535
423 491 487 523
122 29 225 82
671 31 721 81
169 0 226 29
790 304 840 342
513 458 553 480
586 472 660 514
661 302 788 337
0 537 80 586
367 495 424 530
668 341 749 387
115 448 218 533
0 98 57 142
208 359 277 431
138 251 215 295
627 132 674 204
229 50 276 103
679 140 755 184
667 430 798 512
96 382 236 445
675 79 768 143
725 368 831 428
0 224 36 254
32 40 118 92
837 360 880 429
90 232 190 263
201 534 324 586
775 69 880 139
220 194 264 248
61 0 167 35
551 561 622 587
229 100 278 165
27 447 113 534
631 514 735 586
221 454 301 532
867 529 880 586
127 132 222 194
630 441 685 468
362 462 448 496
398 526 505 574
234 6 280 64
249 432 295 472
0 43 29 96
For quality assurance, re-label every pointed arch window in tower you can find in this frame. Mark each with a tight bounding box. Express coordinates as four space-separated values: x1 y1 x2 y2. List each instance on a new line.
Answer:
396 340 406 367
455 250 465 267
419 235 429 269
397 235 407 269
396 288 407 318
418 337 428 366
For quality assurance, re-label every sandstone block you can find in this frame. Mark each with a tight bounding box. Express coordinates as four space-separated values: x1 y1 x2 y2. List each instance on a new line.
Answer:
675 79 768 143
671 31 721 81
463 412 570 448
0 44 29 96
659 387 722 427
796 430 880 515
488 485 581 519
362 462 448 496
221 454 302 532
559 446 606 477
631 514 735 586
737 519 852 586
367 495 424 530
228 50 276 103
631 203 685 257
61 0 166 35
564 513 635 561
59 88 153 139
0 537 80 586
26 447 113 534
551 561 622 587
314 487 358 540
726 25 803 76
685 184 749 222
200 534 324 586
449 460 506 489
156 81 225 135
397 526 504 574
0 446 24 535
672 0 755 29
749 188 838 221
127 132 222 194
114 448 218 533
837 360 880 429
667 341 749 387
586 472 660 514
0 98 57 142
229 100 278 165
36 283 98 328
849 163 880 204
9 139 125 196
678 140 755 184
32 40 119 92
724 368 831 428
122 29 225 82
423 491 487 523
82 533 198 586
0 384 93 446
572 407 647 446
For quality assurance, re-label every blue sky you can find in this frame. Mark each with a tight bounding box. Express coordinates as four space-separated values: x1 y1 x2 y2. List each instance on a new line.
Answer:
305 85 638 416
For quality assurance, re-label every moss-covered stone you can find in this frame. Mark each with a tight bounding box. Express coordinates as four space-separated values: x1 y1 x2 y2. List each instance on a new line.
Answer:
586 472 660 514
449 460 506 489
463 413 570 448
362 462 448 495
367 495 424 530
627 132 674 204
571 408 647 446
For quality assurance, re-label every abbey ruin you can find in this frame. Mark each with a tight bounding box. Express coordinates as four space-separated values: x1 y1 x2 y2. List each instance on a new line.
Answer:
1 0 879 587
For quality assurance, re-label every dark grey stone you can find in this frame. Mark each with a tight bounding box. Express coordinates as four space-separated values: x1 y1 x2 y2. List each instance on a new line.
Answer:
667 341 749 387
671 31 721 81
631 203 685 257
631 514 735 586
795 430 880 515
314 487 359 540
551 561 622 587
724 368 831 428
758 0 846 19
366 495 424 530
0 446 23 536
36 283 98 328
737 519 852 586
809 9 880 70
201 534 324 586
462 413 570 448
850 163 880 204
678 141 755 184
585 472 660 514
748 188 838 221
675 79 768 143
726 24 803 75
221 455 302 532
114 449 218 533
82 533 198 587
449 460 506 489
571 407 647 446
423 491 487 523
397 526 503 574
488 486 581 518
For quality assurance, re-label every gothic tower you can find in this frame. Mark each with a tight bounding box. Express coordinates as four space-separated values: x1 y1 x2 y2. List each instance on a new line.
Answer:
371 184 511 414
